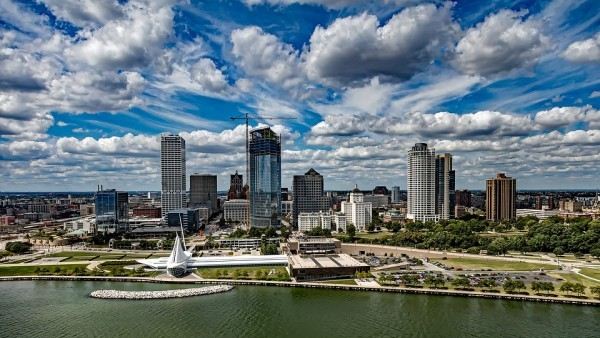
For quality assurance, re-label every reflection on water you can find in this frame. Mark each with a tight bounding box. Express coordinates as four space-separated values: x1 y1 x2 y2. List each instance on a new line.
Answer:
0 281 597 338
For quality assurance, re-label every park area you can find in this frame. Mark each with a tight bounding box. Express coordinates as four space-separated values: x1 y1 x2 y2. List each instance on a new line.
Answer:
195 265 290 281
431 257 557 271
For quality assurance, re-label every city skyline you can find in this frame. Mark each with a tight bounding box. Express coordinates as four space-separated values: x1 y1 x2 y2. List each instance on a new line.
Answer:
1 0 599 192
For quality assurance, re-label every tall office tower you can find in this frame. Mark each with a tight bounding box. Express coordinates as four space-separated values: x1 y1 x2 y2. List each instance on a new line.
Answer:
292 168 331 228
535 195 543 210
341 185 372 231
281 188 290 201
486 173 517 221
391 186 401 203
547 196 555 210
161 134 186 219
189 174 217 213
228 171 244 200
249 127 281 228
407 143 439 222
95 188 129 233
455 189 471 207
435 153 455 220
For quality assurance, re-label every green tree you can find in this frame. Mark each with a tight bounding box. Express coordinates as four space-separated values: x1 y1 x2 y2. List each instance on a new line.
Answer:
401 274 419 285
572 283 586 296
451 277 470 289
590 286 600 299
503 279 516 292
553 247 564 257
542 282 555 294
346 224 356 241
590 248 600 260
559 282 574 295
5 241 33 254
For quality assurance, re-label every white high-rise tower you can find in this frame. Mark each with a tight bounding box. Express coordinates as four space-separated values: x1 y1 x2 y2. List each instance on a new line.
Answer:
161 134 186 219
407 143 439 222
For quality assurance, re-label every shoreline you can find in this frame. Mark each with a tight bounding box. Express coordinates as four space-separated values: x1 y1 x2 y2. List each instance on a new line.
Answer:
1 275 598 307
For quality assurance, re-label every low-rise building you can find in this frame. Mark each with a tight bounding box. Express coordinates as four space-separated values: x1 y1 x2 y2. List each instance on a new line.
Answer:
559 199 583 212
286 237 341 254
133 206 162 218
363 194 389 208
215 237 280 250
167 208 201 231
516 208 560 220
382 210 405 223
63 217 94 234
0 215 16 226
298 211 331 232
333 212 347 232
288 254 370 281
79 204 95 216
224 199 249 223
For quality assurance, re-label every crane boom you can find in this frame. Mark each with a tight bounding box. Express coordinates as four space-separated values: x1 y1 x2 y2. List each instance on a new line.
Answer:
229 113 296 229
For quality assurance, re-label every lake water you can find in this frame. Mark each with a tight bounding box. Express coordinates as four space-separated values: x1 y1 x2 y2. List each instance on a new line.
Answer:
0 281 597 337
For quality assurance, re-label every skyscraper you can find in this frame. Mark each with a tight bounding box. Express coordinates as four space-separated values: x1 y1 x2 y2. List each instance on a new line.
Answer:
292 168 330 228
391 186 401 203
455 189 471 207
228 171 244 200
95 188 128 233
486 173 516 221
407 143 438 222
189 174 217 213
161 134 186 219
249 127 281 228
341 185 372 231
435 153 455 220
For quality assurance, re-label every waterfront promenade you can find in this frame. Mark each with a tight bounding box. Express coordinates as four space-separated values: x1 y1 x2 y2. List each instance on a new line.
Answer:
1 275 598 307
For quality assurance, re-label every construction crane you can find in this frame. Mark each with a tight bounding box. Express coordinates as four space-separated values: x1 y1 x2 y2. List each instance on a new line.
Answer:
230 113 297 228
229 113 297 188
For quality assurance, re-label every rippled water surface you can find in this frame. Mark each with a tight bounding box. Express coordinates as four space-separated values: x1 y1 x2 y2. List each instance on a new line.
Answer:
0 281 598 338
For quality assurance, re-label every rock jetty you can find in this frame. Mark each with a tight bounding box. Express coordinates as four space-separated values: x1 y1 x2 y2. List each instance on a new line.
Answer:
90 285 233 300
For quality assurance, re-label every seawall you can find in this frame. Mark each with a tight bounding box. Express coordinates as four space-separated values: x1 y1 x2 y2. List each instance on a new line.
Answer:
1 275 598 307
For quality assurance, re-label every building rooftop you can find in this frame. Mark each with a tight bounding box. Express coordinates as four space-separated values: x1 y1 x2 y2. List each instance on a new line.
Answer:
288 254 368 269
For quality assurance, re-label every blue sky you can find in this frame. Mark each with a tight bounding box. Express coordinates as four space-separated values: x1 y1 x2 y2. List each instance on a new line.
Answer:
0 0 599 191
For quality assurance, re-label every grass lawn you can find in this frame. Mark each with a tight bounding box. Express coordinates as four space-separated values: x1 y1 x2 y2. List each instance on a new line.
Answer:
0 264 88 276
195 265 290 281
61 256 98 262
46 251 106 257
547 272 599 297
432 257 557 271
354 231 391 240
94 255 125 260
123 254 152 259
317 278 357 285
579 268 600 281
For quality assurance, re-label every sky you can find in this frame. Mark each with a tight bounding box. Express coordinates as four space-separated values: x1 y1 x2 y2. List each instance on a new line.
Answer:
0 0 599 192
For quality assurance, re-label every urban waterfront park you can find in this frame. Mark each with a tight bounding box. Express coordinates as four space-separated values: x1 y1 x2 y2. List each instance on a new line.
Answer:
0 280 598 338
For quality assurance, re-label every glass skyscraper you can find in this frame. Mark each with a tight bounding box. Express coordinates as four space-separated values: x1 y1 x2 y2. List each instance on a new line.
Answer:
95 188 129 233
249 127 281 228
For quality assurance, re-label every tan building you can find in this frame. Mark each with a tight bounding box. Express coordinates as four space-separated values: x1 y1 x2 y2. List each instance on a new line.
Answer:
486 173 516 221
559 199 583 212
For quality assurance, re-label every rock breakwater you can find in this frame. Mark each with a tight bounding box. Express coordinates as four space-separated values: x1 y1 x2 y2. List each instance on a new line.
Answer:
90 285 233 299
